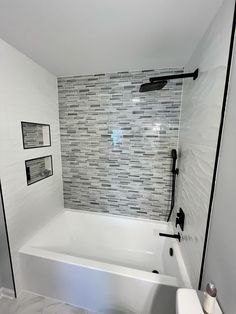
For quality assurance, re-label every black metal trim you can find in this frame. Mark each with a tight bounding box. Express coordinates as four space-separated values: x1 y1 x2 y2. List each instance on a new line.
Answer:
25 155 53 186
175 208 185 231
0 181 17 298
159 232 181 242
167 149 179 222
198 0 236 290
149 69 198 83
21 121 51 149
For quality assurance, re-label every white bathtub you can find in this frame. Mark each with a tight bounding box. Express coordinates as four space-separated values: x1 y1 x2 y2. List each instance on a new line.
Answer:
19 210 190 314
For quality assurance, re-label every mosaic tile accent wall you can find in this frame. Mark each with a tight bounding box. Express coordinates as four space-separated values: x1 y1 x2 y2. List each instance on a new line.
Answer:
22 123 44 148
58 68 183 220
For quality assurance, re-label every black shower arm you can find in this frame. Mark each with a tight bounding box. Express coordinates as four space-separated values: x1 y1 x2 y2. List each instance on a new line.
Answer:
149 69 198 83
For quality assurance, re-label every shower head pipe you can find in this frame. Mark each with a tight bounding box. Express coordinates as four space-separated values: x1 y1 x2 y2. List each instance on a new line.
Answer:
149 68 198 83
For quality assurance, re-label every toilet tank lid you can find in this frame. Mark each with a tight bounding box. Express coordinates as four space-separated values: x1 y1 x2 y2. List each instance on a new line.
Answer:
176 289 223 314
176 289 204 314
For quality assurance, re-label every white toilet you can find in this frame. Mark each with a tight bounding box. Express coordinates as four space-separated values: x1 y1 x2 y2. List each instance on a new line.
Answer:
176 289 222 314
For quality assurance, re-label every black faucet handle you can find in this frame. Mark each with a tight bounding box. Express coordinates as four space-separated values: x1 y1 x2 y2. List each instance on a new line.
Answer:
175 208 185 231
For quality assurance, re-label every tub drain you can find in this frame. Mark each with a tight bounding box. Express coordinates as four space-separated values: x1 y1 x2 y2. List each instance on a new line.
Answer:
152 270 159 274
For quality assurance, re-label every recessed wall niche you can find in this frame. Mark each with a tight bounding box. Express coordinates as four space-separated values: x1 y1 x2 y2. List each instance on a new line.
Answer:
21 122 51 149
25 155 53 185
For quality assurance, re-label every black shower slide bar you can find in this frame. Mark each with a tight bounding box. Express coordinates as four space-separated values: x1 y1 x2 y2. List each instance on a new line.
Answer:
167 149 179 222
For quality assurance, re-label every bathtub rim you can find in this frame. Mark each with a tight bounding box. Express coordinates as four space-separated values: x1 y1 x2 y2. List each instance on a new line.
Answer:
65 207 172 225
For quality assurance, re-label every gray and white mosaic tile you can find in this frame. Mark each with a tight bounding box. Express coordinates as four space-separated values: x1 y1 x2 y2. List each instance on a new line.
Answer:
22 123 44 148
58 68 183 220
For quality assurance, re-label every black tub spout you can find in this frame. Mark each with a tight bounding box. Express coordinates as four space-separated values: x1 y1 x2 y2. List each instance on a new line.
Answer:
159 232 181 242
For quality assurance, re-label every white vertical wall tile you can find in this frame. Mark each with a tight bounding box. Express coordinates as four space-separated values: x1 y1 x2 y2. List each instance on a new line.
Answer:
0 38 64 294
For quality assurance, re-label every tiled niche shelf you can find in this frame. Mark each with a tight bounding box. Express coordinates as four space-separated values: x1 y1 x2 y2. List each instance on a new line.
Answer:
25 155 53 185
21 121 51 149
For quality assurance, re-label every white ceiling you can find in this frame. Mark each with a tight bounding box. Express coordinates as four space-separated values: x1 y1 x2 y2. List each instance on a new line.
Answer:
0 0 224 77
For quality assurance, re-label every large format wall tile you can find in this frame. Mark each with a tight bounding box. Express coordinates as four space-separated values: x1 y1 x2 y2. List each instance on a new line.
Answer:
172 0 233 288
58 69 183 220
179 67 226 147
175 142 216 286
174 66 227 287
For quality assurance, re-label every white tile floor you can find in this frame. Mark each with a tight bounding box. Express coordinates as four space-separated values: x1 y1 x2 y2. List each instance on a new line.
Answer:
0 291 98 314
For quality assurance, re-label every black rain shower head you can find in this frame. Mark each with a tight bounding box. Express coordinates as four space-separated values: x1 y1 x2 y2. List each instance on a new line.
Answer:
139 80 167 92
139 69 199 93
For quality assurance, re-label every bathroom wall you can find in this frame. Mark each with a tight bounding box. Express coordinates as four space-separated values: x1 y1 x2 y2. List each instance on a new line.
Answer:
173 0 234 288
202 14 236 312
0 38 64 293
58 69 183 220
0 184 13 291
